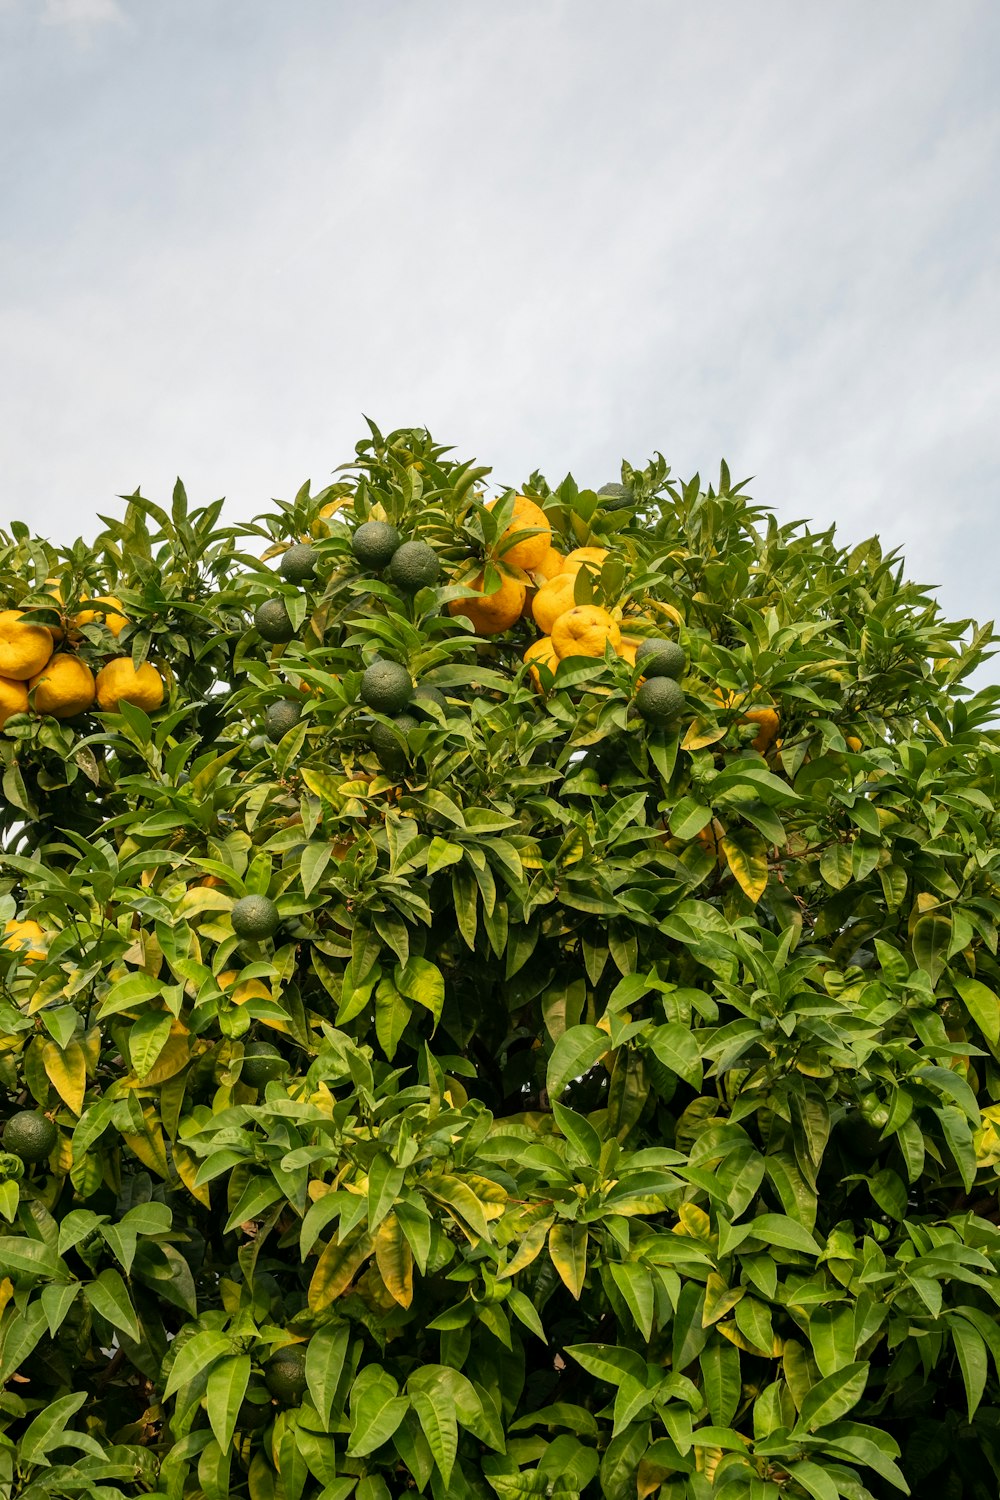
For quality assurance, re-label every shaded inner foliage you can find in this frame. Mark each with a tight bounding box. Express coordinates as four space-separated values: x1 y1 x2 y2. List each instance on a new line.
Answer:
1 423 1000 1500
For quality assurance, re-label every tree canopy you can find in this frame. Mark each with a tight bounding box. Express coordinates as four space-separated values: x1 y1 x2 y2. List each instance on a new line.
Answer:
1 423 1000 1500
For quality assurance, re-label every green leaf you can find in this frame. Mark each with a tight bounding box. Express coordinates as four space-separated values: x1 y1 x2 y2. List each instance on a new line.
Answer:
305 1323 350 1428
797 1361 869 1431
163 1331 235 1398
83 1268 140 1341
699 1339 741 1427
374 977 411 1061
608 1263 654 1340
648 1022 703 1090
348 1389 410 1457
206 1354 251 1453
788 1461 840 1500
546 1025 608 1101
549 1223 588 1299
411 1389 459 1489
954 975 1000 1046
669 797 713 840
0 1237 64 1279
952 1319 988 1420
912 911 952 984
746 1214 821 1254
552 1102 602 1166
394 956 445 1025
128 1010 173 1077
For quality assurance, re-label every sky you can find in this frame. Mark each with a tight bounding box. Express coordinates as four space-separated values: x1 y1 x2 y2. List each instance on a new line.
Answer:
1 0 998 634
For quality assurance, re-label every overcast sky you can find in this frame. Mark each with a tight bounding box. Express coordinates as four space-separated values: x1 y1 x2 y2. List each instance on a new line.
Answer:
1 1 998 634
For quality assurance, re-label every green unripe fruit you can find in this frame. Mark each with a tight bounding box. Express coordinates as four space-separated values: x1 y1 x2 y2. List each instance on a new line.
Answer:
2 1111 57 1164
278 544 319 583
635 677 685 728
360 660 413 715
254 599 296 644
411 686 448 719
263 1344 308 1405
240 1042 287 1089
635 637 686 680
369 713 419 773
352 521 401 570
231 895 281 942
264 699 302 743
388 540 440 594
597 482 635 511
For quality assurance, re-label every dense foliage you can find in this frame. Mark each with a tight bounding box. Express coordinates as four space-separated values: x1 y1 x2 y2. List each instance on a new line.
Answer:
2 424 1000 1500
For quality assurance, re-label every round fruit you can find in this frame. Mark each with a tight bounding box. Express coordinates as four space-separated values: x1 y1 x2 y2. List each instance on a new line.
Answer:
237 1391 273 1429
240 1042 287 1088
360 660 413 715
532 574 576 634
597 482 635 511
524 637 558 693
2 918 46 961
75 596 128 637
95 659 164 713
2 1111 57 1164
450 574 525 636
370 713 418 772
255 599 296 644
388 540 440 594
636 677 686 728
635 637 686 680
0 611 53 680
279 544 320 584
551 605 622 660
411 687 448 719
231 895 281 942
561 547 609 578
487 496 552 571
536 546 565 582
0 676 29 729
352 520 401 570
264 1344 308 1405
28 654 96 717
265 699 303 742
616 637 639 666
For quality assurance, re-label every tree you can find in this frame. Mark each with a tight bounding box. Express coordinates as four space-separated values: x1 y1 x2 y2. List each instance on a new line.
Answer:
1 423 999 1500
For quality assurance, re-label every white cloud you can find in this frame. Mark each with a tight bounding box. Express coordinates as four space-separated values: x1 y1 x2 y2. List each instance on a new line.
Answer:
0 0 997 632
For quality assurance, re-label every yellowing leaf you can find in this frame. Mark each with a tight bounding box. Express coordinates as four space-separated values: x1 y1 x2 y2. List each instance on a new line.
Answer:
308 1233 374 1312
41 1040 87 1116
721 830 769 903
374 1213 413 1308
499 1214 554 1280
548 1222 588 1299
702 1272 746 1327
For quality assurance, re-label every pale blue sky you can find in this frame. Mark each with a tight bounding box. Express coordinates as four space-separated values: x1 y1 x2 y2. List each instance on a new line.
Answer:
1 0 998 634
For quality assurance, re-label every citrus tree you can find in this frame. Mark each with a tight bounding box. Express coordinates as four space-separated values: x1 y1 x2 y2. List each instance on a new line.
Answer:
1 424 1000 1500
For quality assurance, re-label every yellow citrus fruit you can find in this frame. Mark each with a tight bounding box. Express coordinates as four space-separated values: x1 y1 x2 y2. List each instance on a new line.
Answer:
535 546 565 582
0 676 29 728
28 655 96 718
218 969 271 1006
551 605 622 660
96 659 164 713
0 611 53 680
846 735 863 753
524 637 558 692
2 918 46 962
487 496 551 571
34 579 65 642
715 689 780 753
561 547 609 578
75 596 128 637
531 574 576 634
617 636 640 666
449 573 526 635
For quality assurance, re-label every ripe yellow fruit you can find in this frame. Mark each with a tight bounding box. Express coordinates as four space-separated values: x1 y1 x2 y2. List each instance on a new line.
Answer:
96 658 165 713
846 735 863 753
535 546 565 582
561 547 609 578
551 605 622 660
35 579 65 642
449 573 526 635
0 611 53 680
75 596 128 637
28 654 96 718
524 636 558 692
532 574 576 634
0 676 29 728
616 636 640 666
218 969 271 1005
715 689 780 753
487 496 551 571
2 918 46 962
